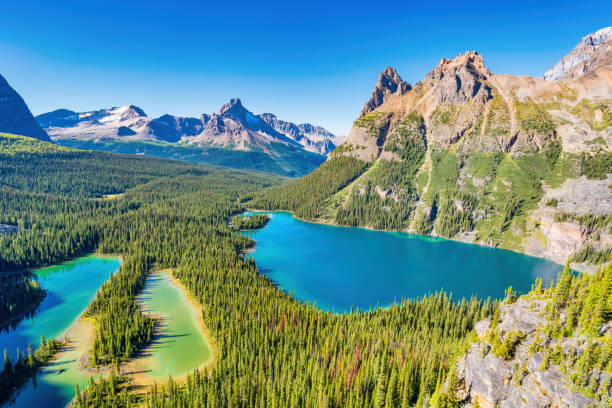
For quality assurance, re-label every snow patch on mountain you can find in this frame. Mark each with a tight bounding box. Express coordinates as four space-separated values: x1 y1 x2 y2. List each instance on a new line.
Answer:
544 27 612 81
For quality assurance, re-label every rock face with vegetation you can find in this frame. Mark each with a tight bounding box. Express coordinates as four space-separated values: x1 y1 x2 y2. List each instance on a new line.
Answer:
444 263 611 408
253 28 612 271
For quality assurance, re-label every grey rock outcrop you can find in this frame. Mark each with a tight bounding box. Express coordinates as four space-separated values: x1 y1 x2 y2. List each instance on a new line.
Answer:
458 298 598 408
0 73 50 141
361 67 411 116
544 26 612 81
424 51 492 105
0 224 19 235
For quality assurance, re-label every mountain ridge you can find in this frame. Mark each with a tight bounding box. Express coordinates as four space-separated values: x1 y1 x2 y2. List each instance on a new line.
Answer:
253 27 612 273
544 26 612 81
37 98 341 155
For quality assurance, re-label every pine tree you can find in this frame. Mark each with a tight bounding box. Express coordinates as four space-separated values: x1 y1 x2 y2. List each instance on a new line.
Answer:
3 349 12 374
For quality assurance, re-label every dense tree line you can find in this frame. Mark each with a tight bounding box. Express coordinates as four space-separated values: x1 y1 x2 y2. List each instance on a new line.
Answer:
0 336 64 405
84 255 156 365
231 214 270 230
0 274 45 331
0 132 207 198
251 155 369 219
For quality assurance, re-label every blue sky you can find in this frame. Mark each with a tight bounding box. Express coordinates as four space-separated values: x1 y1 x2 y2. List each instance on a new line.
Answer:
0 1 610 135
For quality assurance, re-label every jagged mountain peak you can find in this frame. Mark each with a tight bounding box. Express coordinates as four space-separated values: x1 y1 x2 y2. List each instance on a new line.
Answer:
260 112 277 120
422 51 492 105
258 112 340 154
544 26 612 81
581 26 612 46
117 104 147 121
361 66 411 116
38 99 338 156
425 51 490 82
219 98 247 117
76 104 147 124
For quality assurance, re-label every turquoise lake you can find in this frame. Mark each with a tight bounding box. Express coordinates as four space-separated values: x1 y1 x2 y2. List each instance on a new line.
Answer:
0 255 120 408
243 212 562 313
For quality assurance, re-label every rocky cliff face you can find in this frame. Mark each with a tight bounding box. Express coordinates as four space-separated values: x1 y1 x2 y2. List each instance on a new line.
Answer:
38 99 339 154
457 299 592 408
288 30 611 272
361 66 411 116
544 27 612 81
450 264 612 408
0 74 49 141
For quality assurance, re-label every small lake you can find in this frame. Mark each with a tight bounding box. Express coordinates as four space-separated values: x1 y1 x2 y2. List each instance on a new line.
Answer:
133 272 213 382
1 255 120 408
242 212 562 313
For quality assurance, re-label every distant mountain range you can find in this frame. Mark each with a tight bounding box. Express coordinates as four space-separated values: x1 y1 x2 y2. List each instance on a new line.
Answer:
0 72 341 176
36 98 342 155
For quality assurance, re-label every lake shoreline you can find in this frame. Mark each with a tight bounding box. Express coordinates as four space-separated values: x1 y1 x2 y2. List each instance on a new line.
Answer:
238 210 564 312
122 269 217 390
1 255 121 408
246 208 597 273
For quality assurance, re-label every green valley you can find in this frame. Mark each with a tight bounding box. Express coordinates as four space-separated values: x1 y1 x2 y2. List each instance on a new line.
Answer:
0 16 611 408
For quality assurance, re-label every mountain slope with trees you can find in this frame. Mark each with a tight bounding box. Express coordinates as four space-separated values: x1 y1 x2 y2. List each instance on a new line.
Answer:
253 28 612 272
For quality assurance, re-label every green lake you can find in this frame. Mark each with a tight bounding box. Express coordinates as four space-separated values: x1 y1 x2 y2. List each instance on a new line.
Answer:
243 211 563 313
1 260 213 407
1 255 120 408
134 272 212 382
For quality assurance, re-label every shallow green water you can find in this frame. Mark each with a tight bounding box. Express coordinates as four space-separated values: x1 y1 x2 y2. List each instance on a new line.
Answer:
1 255 120 408
243 212 563 313
135 272 212 381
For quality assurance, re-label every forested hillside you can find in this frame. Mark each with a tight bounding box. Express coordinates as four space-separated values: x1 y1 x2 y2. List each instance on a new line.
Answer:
251 49 612 271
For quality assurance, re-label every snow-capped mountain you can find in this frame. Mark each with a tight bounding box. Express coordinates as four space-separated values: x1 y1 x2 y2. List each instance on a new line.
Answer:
37 99 340 154
544 26 612 81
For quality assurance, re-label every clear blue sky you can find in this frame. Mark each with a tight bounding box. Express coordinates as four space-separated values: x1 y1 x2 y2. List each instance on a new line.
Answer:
1 1 610 135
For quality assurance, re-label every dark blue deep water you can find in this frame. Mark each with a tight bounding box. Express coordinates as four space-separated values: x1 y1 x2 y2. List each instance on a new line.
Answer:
243 212 562 313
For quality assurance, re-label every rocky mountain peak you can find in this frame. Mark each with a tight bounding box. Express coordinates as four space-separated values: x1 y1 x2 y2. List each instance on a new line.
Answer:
219 98 247 117
544 26 612 81
118 104 147 120
258 112 339 154
259 112 277 120
424 51 492 104
580 26 612 47
0 73 50 141
360 66 411 116
426 51 490 82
